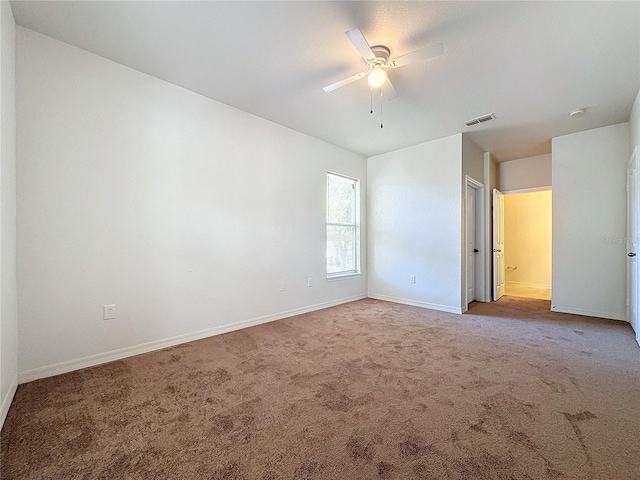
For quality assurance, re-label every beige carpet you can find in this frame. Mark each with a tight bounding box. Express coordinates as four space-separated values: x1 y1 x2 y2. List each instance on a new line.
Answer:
505 283 552 301
2 297 640 479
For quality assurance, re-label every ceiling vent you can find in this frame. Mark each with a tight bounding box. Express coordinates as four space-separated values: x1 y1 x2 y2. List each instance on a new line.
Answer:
465 113 496 127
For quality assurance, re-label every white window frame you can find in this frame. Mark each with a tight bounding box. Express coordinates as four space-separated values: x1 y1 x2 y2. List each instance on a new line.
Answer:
326 171 361 279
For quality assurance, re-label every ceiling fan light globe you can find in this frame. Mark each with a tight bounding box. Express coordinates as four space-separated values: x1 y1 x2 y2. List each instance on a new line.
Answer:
368 69 387 88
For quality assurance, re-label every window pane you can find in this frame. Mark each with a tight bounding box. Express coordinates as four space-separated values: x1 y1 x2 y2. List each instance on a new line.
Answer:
326 172 359 277
327 174 355 224
326 225 356 274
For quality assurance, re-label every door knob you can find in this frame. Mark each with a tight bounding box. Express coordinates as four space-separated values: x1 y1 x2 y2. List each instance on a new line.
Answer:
628 252 636 257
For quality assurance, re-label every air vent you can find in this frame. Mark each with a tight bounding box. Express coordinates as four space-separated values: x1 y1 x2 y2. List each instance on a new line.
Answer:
465 113 496 127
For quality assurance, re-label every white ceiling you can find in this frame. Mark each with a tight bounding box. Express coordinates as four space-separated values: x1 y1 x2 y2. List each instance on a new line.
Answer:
10 1 640 161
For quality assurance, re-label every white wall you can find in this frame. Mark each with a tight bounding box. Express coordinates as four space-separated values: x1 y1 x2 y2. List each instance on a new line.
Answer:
631 88 640 157
0 0 18 428
368 134 463 313
552 123 629 320
462 134 484 183
497 154 552 192
16 28 367 381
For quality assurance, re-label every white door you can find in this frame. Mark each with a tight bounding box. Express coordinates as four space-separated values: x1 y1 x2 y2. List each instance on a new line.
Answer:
493 189 505 300
466 185 476 305
627 148 639 342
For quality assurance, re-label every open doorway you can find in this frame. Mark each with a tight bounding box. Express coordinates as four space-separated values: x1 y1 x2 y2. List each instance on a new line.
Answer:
503 190 552 300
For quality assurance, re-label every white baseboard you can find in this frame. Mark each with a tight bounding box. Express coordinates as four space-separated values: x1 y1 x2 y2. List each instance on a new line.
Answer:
550 304 626 322
368 293 462 314
18 294 367 384
1 375 18 430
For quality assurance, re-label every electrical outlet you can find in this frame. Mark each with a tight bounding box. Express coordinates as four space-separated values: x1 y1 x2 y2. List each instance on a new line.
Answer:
410 275 416 284
103 304 116 320
280 281 286 292
308 278 313 287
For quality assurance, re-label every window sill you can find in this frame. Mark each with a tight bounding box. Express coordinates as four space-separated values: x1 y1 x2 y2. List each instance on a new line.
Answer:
327 272 362 282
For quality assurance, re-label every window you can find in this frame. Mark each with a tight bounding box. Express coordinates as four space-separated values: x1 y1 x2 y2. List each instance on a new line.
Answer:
326 172 360 277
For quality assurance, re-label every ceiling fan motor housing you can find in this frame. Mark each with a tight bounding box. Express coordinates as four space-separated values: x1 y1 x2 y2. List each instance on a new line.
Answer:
370 45 391 66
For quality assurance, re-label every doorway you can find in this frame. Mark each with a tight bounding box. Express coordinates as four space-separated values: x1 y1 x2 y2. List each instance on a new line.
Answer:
465 176 486 310
502 190 552 300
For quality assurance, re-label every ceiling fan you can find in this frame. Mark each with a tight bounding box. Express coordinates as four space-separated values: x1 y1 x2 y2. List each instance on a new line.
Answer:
323 29 444 100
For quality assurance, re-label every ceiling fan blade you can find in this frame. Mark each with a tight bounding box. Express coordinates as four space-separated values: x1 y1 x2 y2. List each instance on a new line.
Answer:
345 29 376 63
388 42 444 69
322 71 368 93
381 77 398 101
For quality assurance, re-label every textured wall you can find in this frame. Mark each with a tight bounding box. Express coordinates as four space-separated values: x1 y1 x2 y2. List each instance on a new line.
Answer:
497 154 552 193
16 28 367 379
552 124 629 320
368 134 463 313
0 0 18 429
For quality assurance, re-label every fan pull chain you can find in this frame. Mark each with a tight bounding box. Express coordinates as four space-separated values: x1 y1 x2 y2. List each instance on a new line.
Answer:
380 90 384 129
370 89 374 114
